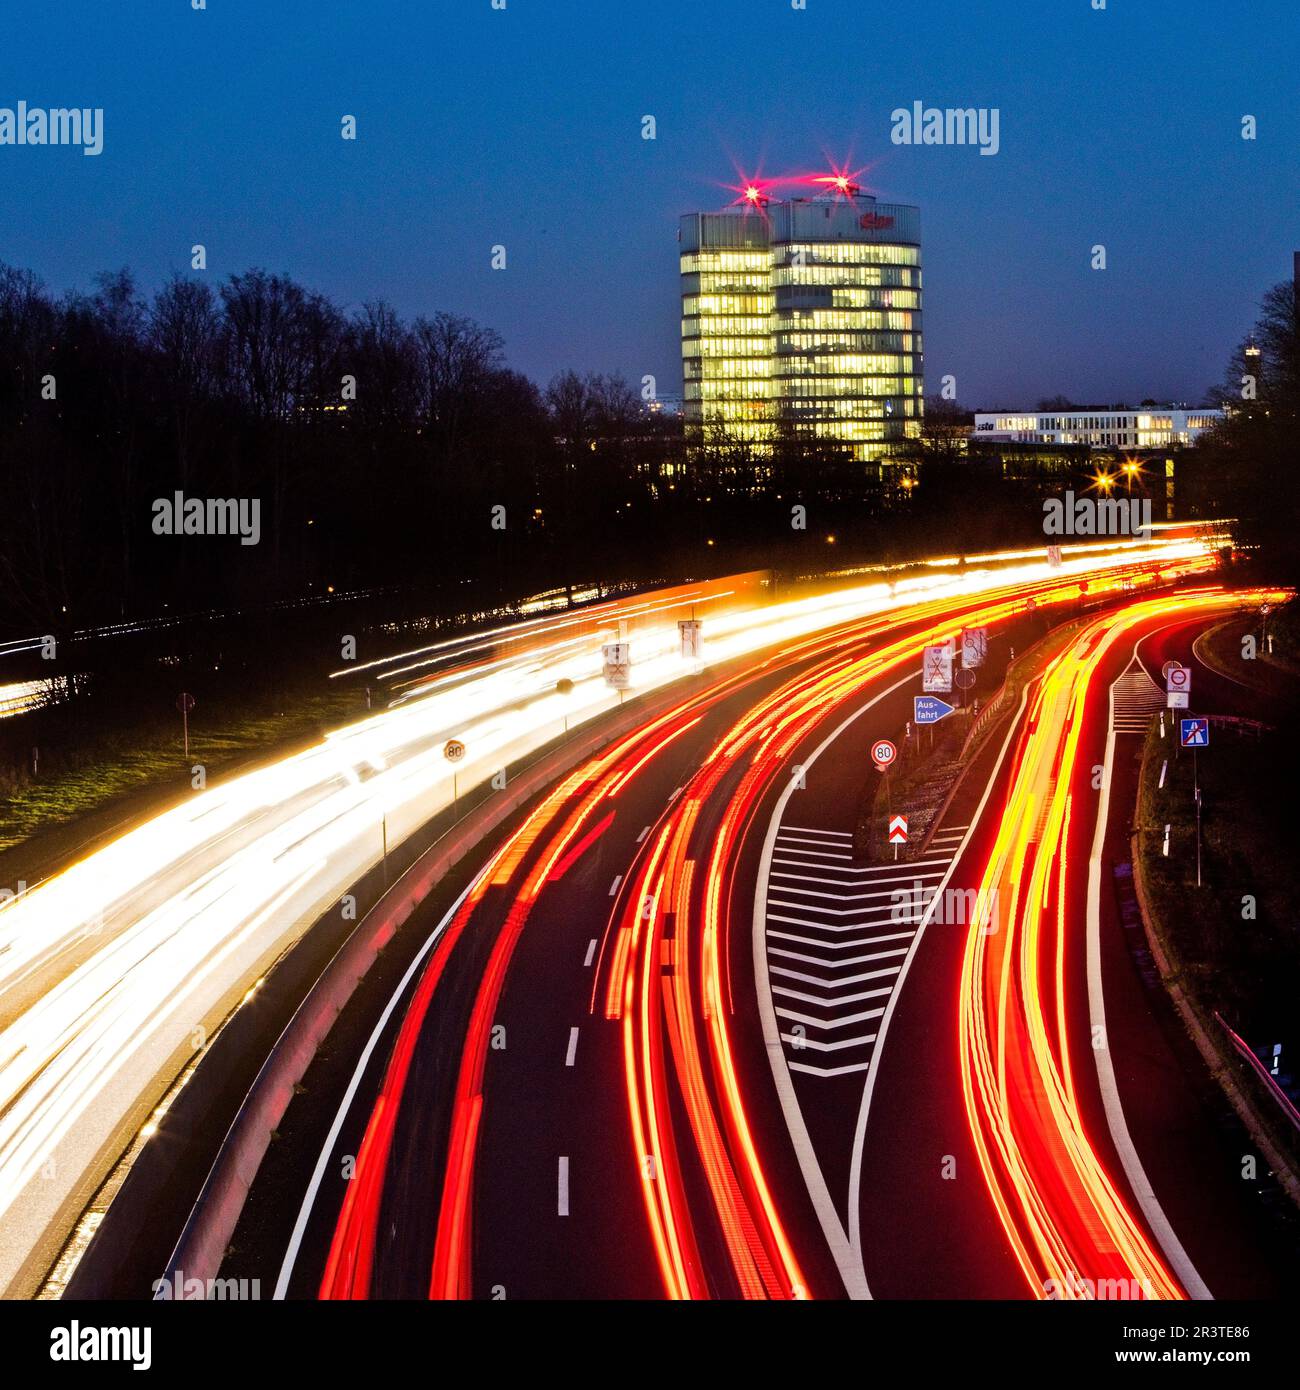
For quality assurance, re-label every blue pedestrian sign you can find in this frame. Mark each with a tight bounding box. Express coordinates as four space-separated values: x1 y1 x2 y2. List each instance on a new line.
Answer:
1180 718 1209 748
914 695 955 725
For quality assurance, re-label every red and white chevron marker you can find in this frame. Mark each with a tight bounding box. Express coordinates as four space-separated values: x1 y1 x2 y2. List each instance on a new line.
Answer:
888 813 908 844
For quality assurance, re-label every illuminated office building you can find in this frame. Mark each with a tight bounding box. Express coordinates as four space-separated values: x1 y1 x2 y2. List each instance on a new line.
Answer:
972 407 1224 449
680 179 923 463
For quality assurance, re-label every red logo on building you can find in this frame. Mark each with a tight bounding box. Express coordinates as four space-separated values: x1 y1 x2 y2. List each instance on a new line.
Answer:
859 212 895 230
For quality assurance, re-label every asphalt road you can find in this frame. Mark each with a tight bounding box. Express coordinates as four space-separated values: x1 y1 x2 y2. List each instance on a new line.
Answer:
243 575 1299 1302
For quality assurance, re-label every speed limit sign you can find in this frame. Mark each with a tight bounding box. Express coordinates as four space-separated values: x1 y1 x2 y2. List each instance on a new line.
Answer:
871 739 897 771
443 738 466 763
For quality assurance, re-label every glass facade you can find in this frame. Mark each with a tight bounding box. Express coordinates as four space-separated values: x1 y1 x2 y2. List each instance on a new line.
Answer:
972 408 1225 449
680 193 923 463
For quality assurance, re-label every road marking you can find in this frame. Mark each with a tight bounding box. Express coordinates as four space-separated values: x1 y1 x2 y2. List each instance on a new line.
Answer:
775 1005 887 1029
583 937 598 967
789 1060 872 1077
770 954 909 984
565 1026 579 1067
768 912 920 934
775 835 856 852
1088 656 1211 1299
636 825 650 843
771 856 952 877
1191 627 1255 689
783 824 852 838
782 1033 878 1052
773 984 896 1008
608 874 622 896
752 665 920 1300
558 1156 570 1216
274 874 479 1299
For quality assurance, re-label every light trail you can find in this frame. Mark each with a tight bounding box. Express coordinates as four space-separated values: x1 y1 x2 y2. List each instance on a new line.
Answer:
957 586 1281 1301
0 535 1213 1294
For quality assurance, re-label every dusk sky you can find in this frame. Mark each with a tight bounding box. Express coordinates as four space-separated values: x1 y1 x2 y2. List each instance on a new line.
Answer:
3 0 1296 409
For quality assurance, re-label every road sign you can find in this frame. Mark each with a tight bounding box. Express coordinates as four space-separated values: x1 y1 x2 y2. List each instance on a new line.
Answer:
176 692 196 759
1166 664 1191 695
954 668 976 690
1180 718 1209 748
961 627 988 668
443 738 466 762
602 641 631 690
888 814 908 844
1167 691 1189 709
871 739 897 771
922 641 954 692
913 695 954 725
678 619 702 660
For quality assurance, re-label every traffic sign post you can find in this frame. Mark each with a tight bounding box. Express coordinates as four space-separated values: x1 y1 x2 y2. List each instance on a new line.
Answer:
1180 718 1209 748
954 666 976 707
922 641 954 693
444 737 466 817
913 695 954 725
176 692 196 759
1166 664 1191 709
888 813 908 862
602 642 631 693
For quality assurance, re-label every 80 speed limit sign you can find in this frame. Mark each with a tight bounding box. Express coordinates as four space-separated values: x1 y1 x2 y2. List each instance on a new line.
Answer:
871 739 898 771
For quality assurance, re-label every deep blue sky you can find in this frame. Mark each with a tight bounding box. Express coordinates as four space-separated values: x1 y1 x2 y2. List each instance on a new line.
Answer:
2 0 1296 409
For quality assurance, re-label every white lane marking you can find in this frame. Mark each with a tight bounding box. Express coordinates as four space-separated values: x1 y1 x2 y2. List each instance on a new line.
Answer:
754 667 921 1299
846 684 1032 1281
773 984 896 1008
768 912 920 935
1191 627 1254 689
1086 656 1212 1300
770 955 908 984
768 935 916 963
274 875 478 1299
782 1033 878 1052
565 1026 580 1067
558 1156 570 1216
583 937 598 967
771 847 852 861
775 1005 887 1029
790 1060 872 1077
768 888 938 912
636 825 650 843
770 877 944 899
608 874 623 896
783 825 852 838
771 856 953 877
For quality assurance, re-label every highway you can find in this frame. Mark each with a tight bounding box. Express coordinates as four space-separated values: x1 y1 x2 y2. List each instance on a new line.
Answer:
249 554 1290 1301
850 590 1298 1299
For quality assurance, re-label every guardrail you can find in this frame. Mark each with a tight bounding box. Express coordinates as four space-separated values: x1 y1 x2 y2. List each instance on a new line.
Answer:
1215 1012 1300 1135
156 675 706 1296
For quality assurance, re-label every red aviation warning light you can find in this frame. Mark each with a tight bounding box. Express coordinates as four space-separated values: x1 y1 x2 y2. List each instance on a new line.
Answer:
811 171 862 197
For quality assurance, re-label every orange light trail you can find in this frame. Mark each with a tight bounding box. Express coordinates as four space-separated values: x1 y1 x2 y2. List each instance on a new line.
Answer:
319 550 1220 1301
957 587 1282 1300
